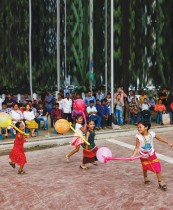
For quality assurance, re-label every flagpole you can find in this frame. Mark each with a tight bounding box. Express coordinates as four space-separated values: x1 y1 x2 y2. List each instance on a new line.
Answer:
89 0 93 91
111 0 114 120
64 0 67 79
29 0 33 100
105 0 108 95
57 0 60 91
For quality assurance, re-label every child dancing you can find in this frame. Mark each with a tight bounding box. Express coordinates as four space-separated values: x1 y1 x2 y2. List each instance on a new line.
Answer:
80 119 98 169
132 120 173 190
9 122 27 174
66 114 86 161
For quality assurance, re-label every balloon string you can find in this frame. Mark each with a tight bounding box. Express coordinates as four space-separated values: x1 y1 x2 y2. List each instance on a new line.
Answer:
103 155 142 162
70 124 90 145
10 124 29 136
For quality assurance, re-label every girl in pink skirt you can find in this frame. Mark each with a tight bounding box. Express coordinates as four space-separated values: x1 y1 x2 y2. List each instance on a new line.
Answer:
132 120 173 190
66 114 86 161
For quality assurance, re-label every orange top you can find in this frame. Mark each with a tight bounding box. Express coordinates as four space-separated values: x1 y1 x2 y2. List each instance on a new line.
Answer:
154 104 166 112
170 102 173 109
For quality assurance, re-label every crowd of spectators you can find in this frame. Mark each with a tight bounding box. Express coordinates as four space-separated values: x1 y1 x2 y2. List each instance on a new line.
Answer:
0 87 173 139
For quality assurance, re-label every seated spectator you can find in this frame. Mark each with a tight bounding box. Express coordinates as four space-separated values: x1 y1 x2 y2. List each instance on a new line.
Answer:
129 98 140 125
140 98 151 121
114 94 124 125
96 99 101 110
97 99 109 129
28 100 37 116
10 103 25 135
23 104 38 137
139 90 148 105
10 103 24 125
0 96 3 110
154 99 166 124
127 90 136 104
86 100 101 130
0 102 12 138
4 94 16 108
51 103 64 124
20 93 31 105
148 97 155 110
36 103 49 130
18 103 25 113
158 87 168 107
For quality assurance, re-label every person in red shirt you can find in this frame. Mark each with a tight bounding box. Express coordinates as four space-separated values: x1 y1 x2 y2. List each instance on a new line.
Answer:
154 99 166 124
51 103 64 124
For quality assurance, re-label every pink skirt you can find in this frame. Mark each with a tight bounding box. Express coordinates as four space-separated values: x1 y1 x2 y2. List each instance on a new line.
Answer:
71 137 84 147
140 152 161 173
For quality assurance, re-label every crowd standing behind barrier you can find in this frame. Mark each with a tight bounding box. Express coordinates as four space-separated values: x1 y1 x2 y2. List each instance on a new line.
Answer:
0 87 173 139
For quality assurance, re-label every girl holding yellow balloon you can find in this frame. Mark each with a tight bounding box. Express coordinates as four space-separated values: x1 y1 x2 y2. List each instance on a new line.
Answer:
65 114 86 162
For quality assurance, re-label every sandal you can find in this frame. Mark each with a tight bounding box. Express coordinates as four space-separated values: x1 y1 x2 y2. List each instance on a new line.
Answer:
80 165 88 169
144 180 150 184
92 162 98 166
65 155 69 162
18 170 25 175
158 181 167 190
9 162 15 168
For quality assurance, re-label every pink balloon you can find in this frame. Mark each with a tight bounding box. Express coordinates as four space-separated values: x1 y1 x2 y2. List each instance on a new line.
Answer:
73 99 86 112
96 147 112 163
96 147 142 164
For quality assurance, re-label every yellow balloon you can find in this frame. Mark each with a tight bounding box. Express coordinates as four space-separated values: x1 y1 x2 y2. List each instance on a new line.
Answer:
0 112 29 136
0 112 12 127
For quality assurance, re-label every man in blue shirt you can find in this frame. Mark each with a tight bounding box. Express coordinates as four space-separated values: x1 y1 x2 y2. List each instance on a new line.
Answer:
97 99 109 129
84 90 96 107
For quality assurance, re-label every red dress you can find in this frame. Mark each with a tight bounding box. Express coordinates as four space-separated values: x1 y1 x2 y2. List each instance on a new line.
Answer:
9 134 27 166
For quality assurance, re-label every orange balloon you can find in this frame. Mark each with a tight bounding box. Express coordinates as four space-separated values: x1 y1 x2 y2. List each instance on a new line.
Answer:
54 119 70 134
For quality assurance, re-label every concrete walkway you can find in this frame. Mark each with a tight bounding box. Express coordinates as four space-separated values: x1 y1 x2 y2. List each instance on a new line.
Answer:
1 122 173 155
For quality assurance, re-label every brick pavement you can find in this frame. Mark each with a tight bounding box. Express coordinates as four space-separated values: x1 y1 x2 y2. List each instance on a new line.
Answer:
0 132 173 210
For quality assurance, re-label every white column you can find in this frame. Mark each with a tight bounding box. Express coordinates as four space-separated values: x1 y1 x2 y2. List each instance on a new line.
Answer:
105 0 108 95
57 0 60 91
89 0 93 91
29 0 33 100
111 0 114 116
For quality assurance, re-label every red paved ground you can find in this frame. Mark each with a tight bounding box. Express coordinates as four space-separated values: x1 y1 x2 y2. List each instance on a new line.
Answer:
0 132 173 210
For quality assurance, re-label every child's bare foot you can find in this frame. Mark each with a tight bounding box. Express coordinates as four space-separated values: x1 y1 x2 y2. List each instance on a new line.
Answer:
65 155 70 162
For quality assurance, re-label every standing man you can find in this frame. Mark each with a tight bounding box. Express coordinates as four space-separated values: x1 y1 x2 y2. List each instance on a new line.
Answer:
44 90 55 128
63 93 72 122
158 87 168 107
84 90 96 107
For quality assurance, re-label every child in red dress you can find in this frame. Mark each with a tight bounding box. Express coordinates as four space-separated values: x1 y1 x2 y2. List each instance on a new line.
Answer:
9 122 27 174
